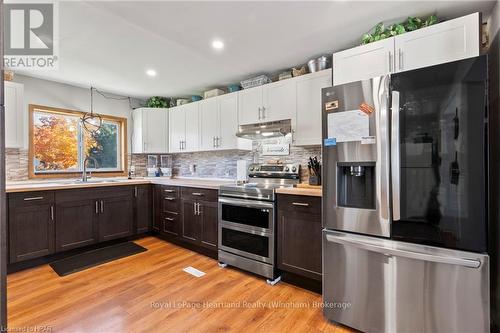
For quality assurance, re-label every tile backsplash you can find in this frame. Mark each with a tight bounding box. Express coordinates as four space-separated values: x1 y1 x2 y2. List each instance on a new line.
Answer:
6 148 29 181
131 144 321 183
7 145 322 183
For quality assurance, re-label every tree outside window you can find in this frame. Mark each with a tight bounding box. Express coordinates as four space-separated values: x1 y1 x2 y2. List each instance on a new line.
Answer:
30 105 126 177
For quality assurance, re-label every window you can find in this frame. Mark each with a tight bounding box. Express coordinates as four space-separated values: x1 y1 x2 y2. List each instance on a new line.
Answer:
29 104 127 177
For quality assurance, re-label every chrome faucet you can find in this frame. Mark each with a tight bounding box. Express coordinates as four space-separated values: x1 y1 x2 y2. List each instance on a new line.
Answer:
82 156 98 182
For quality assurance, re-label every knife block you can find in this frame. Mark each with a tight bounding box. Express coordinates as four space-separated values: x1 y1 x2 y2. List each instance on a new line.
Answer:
309 175 321 186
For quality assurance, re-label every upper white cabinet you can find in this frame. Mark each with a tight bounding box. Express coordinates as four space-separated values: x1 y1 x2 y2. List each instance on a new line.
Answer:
199 94 251 151
4 81 24 148
238 79 296 125
217 93 240 150
199 97 219 151
294 69 332 146
184 103 200 152
169 106 185 153
333 13 480 85
333 38 394 86
238 86 263 125
394 12 480 73
132 108 168 153
262 80 297 123
168 102 200 153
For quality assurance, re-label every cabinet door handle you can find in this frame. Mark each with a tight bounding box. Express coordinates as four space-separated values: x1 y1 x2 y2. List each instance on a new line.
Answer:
134 186 138 198
95 201 99 214
50 205 54 221
197 203 202 215
165 217 174 221
258 107 262 120
261 106 265 119
192 192 204 196
164 189 175 193
23 196 44 201
164 197 175 201
179 141 182 150
292 202 309 207
216 136 220 148
100 200 104 213
193 202 197 215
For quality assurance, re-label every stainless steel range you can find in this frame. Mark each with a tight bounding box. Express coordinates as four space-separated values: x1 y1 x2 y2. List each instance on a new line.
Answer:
218 163 300 284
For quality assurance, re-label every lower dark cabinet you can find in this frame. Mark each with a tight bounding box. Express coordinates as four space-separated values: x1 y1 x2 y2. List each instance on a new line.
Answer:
200 202 218 250
154 185 181 238
135 185 152 234
8 192 55 263
98 192 134 242
277 194 322 281
161 212 181 236
55 193 98 252
153 186 218 252
8 184 152 264
182 200 199 243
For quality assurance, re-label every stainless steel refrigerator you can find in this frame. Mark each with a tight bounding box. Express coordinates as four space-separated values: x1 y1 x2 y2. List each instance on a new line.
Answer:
322 56 490 333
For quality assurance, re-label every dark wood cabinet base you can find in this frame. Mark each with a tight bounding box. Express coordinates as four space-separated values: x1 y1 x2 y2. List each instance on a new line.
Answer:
155 233 217 260
280 271 322 294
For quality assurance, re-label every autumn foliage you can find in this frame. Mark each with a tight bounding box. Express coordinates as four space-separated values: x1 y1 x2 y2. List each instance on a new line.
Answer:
33 112 117 172
33 114 98 171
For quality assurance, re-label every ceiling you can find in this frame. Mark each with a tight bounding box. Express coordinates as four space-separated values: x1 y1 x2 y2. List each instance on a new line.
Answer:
17 0 497 98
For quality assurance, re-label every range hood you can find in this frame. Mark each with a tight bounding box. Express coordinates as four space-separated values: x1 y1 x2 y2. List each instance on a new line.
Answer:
236 119 292 140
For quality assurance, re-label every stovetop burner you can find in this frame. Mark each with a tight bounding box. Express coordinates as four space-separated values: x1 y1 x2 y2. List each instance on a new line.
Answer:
220 163 300 201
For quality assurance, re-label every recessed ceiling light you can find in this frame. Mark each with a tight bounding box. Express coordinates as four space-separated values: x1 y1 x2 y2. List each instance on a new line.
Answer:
146 69 157 77
212 39 224 50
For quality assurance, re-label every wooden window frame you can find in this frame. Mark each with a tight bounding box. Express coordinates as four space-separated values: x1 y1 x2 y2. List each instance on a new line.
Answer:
28 104 128 179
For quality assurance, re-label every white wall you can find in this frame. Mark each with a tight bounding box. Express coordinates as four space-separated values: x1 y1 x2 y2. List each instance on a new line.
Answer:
13 74 141 151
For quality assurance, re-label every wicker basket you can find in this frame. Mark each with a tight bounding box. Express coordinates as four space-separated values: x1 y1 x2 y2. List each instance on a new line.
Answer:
292 66 307 77
240 75 271 89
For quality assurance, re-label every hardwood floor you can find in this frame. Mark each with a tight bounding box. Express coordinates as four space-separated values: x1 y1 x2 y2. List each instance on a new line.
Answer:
7 237 352 333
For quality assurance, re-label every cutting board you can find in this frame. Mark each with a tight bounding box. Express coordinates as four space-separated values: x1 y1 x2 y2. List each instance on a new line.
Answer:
296 183 322 189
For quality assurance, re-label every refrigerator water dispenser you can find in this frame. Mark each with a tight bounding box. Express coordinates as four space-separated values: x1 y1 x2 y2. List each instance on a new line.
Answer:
337 162 375 209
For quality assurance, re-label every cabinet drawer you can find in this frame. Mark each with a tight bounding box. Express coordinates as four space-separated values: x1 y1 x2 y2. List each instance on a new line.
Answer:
277 194 321 215
181 187 218 202
161 211 180 236
9 191 55 206
162 196 180 213
160 185 179 198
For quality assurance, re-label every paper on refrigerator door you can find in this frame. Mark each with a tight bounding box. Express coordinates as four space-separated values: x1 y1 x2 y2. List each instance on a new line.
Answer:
327 110 369 143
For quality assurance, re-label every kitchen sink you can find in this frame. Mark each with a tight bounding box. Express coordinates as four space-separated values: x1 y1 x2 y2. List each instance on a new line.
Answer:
68 179 123 184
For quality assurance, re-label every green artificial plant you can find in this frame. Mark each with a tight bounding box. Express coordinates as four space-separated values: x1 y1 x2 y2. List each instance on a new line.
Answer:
146 96 170 108
361 15 438 45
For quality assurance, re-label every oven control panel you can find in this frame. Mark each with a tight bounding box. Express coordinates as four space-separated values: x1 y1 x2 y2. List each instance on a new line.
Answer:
248 163 300 179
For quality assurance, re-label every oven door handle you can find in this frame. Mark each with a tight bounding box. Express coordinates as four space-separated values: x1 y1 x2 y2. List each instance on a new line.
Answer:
219 221 272 236
219 193 272 201
218 197 274 209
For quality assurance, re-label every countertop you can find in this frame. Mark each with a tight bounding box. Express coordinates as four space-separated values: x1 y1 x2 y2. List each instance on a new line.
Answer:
275 187 322 197
6 177 235 193
6 177 321 196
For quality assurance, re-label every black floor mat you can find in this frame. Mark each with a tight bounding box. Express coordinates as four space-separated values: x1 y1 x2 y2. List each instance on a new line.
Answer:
49 241 147 276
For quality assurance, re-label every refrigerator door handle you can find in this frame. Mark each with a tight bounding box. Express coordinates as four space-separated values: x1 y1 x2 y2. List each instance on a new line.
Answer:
325 233 481 268
391 90 401 221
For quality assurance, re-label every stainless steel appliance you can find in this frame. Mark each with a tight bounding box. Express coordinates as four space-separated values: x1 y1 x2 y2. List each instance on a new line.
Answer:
236 119 292 140
218 163 300 284
322 56 490 332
